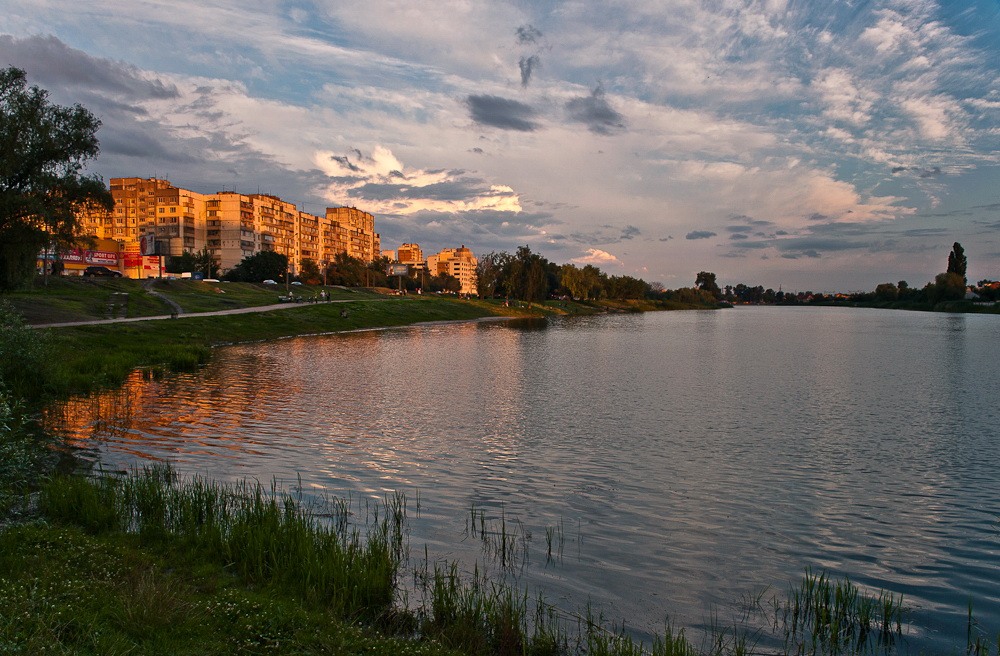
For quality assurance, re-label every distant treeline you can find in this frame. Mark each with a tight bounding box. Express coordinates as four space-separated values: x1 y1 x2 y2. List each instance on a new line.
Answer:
721 242 999 311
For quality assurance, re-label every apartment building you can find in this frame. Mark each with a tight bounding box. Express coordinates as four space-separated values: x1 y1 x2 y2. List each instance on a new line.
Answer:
76 178 380 277
396 243 423 265
426 245 478 295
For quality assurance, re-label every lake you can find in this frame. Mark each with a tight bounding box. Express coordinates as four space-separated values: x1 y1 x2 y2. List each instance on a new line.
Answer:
49 306 1000 652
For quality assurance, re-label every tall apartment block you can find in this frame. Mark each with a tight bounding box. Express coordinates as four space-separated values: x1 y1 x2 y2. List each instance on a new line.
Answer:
426 246 478 295
77 178 380 277
396 243 424 265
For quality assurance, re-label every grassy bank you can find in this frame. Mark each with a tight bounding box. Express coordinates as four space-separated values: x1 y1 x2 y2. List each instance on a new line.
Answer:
38 295 506 396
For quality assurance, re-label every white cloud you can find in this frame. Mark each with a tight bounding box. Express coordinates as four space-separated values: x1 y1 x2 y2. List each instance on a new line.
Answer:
572 248 620 265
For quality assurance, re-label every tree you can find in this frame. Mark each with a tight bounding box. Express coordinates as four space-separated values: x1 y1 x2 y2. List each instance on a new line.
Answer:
223 250 288 282
193 247 220 279
475 251 507 297
0 68 112 289
874 282 899 302
298 257 322 285
506 246 551 302
946 242 967 284
695 271 721 299
165 250 198 274
926 272 965 305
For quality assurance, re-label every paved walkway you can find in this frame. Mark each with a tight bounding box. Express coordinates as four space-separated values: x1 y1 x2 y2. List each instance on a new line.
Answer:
32 299 353 328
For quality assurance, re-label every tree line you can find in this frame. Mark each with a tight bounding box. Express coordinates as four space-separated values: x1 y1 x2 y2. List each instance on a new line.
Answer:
475 245 667 302
719 242 997 308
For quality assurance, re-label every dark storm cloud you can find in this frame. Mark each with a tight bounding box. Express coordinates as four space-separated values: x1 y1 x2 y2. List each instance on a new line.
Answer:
565 84 625 135
466 95 540 131
806 212 829 222
730 233 748 240
686 230 716 240
0 34 178 100
727 225 752 233
516 25 542 44
519 55 540 87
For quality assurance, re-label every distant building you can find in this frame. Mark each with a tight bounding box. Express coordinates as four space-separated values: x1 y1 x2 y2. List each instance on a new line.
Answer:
426 245 478 295
75 177 380 278
396 243 423 265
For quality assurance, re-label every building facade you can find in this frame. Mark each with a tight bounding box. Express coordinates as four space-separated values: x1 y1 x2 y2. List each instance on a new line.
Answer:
396 243 423 265
426 245 478 295
76 177 380 277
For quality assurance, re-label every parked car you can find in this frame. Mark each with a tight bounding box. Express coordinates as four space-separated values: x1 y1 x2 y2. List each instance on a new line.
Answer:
262 279 277 285
83 266 122 278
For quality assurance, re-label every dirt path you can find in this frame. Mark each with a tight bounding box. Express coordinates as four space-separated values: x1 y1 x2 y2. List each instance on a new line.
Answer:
142 279 184 316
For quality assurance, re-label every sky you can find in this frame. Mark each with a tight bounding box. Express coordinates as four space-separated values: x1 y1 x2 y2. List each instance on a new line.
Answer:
2 0 999 291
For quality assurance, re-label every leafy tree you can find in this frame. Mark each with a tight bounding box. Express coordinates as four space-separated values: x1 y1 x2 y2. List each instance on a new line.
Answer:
695 271 721 299
506 245 551 302
946 242 967 284
604 274 649 300
193 247 220 278
475 251 508 297
874 282 899 302
298 257 322 285
429 273 461 293
223 250 288 282
165 250 197 274
0 67 112 289
926 272 966 305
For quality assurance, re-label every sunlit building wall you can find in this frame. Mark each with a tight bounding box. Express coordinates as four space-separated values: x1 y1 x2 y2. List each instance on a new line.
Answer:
396 243 423 264
325 206 381 262
426 245 478 295
76 178 381 277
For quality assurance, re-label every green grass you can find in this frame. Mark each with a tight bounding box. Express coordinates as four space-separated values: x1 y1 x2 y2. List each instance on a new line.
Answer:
146 279 376 313
1 276 170 324
34 295 505 396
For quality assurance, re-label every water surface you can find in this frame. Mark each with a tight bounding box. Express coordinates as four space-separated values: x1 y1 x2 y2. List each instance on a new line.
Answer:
51 307 1000 651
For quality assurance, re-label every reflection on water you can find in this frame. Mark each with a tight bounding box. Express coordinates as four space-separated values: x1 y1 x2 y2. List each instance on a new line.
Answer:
46 308 1000 651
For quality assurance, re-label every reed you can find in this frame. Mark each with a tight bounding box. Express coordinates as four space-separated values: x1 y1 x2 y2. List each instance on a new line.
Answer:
778 568 905 654
39 466 406 622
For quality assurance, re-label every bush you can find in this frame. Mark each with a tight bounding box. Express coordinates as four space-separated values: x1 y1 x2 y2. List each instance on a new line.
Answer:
0 300 51 397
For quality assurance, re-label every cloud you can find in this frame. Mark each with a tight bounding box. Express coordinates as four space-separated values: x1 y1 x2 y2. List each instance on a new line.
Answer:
315 146 523 216
619 225 640 240
686 231 716 240
565 84 625 135
466 94 540 131
0 34 179 100
516 24 542 45
519 55 540 88
572 248 620 265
